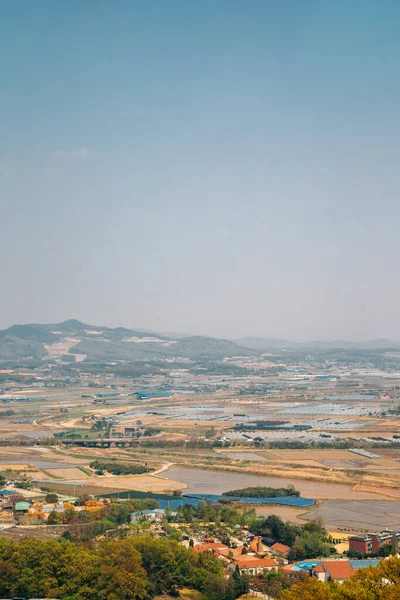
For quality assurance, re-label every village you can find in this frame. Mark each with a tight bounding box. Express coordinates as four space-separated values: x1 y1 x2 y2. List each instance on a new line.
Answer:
2 480 400 597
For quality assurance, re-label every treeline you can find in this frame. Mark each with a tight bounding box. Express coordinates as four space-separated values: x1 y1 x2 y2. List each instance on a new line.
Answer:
234 421 289 431
0 409 15 417
166 500 257 529
90 460 152 475
223 485 299 498
0 535 238 600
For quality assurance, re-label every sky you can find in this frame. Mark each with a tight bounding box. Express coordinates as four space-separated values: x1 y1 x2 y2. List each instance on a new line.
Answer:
1 0 400 341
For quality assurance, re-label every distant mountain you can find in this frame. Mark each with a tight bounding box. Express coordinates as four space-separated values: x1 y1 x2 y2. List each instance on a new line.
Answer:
0 321 253 363
172 336 252 359
235 336 400 351
236 337 292 350
1 320 399 364
0 324 60 344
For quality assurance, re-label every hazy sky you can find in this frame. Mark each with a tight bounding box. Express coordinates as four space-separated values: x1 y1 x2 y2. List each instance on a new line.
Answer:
1 1 400 341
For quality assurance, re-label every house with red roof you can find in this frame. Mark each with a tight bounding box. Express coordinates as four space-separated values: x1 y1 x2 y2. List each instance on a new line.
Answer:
313 559 382 583
233 557 278 575
270 542 291 556
194 542 229 556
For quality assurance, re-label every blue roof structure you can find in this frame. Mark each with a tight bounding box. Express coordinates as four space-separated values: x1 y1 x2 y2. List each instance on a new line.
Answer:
349 559 380 569
134 391 173 399
0 489 14 495
184 494 315 507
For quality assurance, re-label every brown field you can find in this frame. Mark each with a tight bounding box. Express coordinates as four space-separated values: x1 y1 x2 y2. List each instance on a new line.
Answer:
72 473 186 492
0 464 40 471
354 484 400 499
376 448 400 459
267 449 367 461
44 467 92 479
37 473 186 496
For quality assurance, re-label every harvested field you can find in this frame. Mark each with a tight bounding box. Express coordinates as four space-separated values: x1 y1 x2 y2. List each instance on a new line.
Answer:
34 473 186 496
354 484 400 499
279 459 327 468
377 449 400 459
319 460 368 469
222 453 268 461
36 482 129 496
41 467 92 480
74 474 186 492
267 449 368 461
0 464 40 471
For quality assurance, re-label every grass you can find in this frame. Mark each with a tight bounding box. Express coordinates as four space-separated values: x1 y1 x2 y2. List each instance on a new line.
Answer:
77 465 94 476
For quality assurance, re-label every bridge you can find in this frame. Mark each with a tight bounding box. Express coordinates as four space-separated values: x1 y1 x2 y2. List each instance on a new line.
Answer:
58 437 139 448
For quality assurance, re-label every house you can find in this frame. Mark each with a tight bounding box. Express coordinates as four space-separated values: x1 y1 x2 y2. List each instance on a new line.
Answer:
0 494 23 503
316 559 381 583
194 542 229 555
250 536 267 556
14 501 30 514
320 560 354 583
233 557 278 575
218 545 247 561
131 509 165 523
312 564 326 581
271 542 291 556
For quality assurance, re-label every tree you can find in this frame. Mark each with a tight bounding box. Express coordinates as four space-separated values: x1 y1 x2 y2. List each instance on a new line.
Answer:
45 493 58 504
63 506 76 523
203 574 235 600
0 534 227 600
232 567 248 597
47 510 59 524
378 544 396 557
280 578 333 600
346 550 363 559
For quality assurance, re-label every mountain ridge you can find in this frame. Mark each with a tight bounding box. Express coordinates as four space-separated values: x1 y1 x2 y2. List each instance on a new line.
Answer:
0 321 254 362
1 320 399 363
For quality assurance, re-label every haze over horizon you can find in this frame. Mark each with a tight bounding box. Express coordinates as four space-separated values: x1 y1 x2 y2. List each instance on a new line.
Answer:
1 1 400 341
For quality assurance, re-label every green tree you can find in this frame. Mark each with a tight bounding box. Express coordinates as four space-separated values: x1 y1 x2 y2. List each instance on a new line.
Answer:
47 510 59 524
45 493 59 504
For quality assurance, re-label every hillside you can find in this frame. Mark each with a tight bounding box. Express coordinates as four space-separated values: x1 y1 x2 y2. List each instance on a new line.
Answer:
172 336 252 359
0 320 253 363
0 336 47 360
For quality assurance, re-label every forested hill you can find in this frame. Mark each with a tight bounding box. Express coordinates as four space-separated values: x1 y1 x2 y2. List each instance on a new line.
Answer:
0 535 228 599
0 319 254 362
